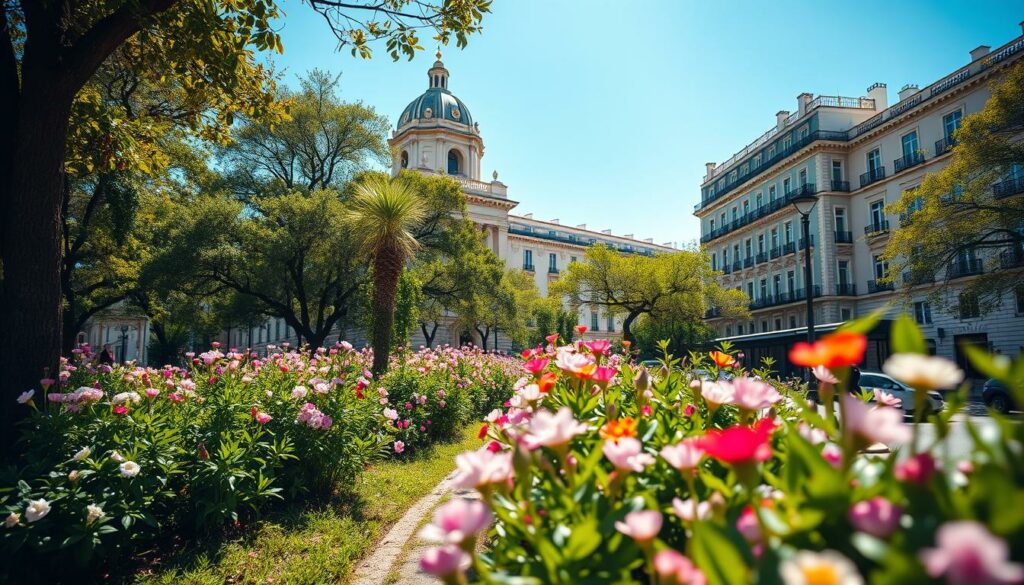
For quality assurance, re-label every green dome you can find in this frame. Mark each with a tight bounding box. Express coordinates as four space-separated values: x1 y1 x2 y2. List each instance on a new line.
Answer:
398 87 474 129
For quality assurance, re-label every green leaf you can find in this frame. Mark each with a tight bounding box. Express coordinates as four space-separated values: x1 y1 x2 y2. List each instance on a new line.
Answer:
891 314 926 354
690 521 749 585
563 516 601 561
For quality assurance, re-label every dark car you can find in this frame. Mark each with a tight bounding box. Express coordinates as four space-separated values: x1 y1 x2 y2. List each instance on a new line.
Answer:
982 379 1018 414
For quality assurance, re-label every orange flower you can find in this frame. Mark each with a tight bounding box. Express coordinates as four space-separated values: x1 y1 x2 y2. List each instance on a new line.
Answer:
600 417 638 441
789 331 867 368
709 351 737 368
537 371 558 393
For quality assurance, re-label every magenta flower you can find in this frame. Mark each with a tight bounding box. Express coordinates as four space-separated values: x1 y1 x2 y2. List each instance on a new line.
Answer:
602 437 655 473
420 544 471 579
523 357 550 374
614 510 662 542
255 412 272 425
522 408 588 450
919 521 1024 585
394 441 405 454
586 339 612 356
894 452 937 485
660 438 705 472
849 496 901 538
418 499 492 544
452 448 513 490
591 365 617 386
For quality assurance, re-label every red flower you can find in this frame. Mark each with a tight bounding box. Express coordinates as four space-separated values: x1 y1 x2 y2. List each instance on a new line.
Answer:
684 404 696 417
709 351 737 368
112 405 128 415
521 349 532 359
789 331 867 369
250 406 259 419
486 440 502 453
575 325 588 334
545 333 559 345
641 404 652 417
478 424 489 439
524 357 550 375
894 452 936 485
699 418 776 464
198 443 209 460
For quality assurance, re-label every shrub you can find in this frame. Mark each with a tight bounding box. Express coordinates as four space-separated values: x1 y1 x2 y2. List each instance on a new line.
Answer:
420 316 1024 585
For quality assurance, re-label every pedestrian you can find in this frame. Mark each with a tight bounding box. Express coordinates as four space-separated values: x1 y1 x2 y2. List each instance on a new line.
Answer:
849 365 861 392
97 344 115 365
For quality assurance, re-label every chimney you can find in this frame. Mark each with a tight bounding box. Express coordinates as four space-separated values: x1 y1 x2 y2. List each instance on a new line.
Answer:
898 83 920 101
523 213 533 219
576 223 586 229
797 92 813 116
776 110 790 129
705 162 717 181
601 229 612 235
550 219 559 225
644 238 654 243
866 83 887 110
624 234 634 239
662 241 673 248
969 45 991 61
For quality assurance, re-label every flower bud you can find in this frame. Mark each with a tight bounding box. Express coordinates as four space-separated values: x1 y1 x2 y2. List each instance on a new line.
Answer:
633 368 651 393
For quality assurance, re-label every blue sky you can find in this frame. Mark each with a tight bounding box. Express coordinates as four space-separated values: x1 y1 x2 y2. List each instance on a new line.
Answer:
271 0 1022 246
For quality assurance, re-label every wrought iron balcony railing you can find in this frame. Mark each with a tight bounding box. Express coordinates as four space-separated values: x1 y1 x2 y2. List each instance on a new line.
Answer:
860 166 887 188
867 280 895 293
864 220 890 236
947 258 983 279
835 283 857 296
834 231 854 243
894 151 926 173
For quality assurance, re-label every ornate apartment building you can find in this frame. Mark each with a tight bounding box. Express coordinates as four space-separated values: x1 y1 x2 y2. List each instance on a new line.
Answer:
698 25 1024 374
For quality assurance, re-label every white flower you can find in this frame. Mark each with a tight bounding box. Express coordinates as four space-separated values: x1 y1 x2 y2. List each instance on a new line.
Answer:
873 388 902 408
780 549 864 585
25 499 51 523
290 386 308 400
16 390 34 404
701 381 735 407
111 391 141 405
4 512 20 527
73 446 91 461
119 461 141 477
110 451 125 463
672 497 711 522
86 504 104 525
882 353 964 390
843 395 911 445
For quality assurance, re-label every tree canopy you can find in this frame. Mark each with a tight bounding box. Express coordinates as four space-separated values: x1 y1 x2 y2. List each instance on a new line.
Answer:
885 61 1024 315
552 246 749 344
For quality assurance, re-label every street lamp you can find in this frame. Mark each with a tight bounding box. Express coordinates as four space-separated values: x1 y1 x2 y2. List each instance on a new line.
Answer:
119 325 130 364
790 190 819 352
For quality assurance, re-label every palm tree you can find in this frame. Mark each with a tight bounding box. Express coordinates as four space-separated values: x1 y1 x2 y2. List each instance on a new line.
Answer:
345 176 426 374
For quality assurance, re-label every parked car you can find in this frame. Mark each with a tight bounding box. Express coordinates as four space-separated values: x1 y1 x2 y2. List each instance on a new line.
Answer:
858 371 945 416
982 379 1018 414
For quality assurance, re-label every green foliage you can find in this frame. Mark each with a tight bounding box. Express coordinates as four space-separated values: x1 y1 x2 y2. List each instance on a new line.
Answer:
631 312 715 359
885 60 1024 314
393 271 423 350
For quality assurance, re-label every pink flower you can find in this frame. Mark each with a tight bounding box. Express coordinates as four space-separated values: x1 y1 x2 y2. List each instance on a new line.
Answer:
736 506 762 543
522 408 588 450
602 437 655 473
420 544 471 579
614 510 662 542
699 418 775 464
586 340 612 356
672 497 711 522
591 366 617 386
523 357 550 374
842 395 911 445
684 403 696 416
919 521 1024 585
554 349 596 379
112 405 128 415
701 381 734 407
255 412 272 424
812 365 839 385
894 452 937 485
873 388 903 408
727 377 782 411
660 439 705 472
145 388 160 399
394 441 405 454
849 497 901 538
418 499 492 544
452 448 513 490
654 549 707 585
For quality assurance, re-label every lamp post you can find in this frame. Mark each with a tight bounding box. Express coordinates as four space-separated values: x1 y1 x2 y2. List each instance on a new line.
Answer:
790 191 818 379
119 325 130 364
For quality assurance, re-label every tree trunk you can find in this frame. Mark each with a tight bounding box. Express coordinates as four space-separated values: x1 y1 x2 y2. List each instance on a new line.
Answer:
0 73 75 454
421 321 438 348
621 310 642 346
307 331 327 351
370 246 403 375
475 325 490 351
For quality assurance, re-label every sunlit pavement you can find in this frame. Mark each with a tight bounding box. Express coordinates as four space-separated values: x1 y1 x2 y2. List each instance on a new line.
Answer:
899 401 1018 461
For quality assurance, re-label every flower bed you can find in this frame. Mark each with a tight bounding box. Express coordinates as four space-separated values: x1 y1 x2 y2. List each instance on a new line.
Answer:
0 342 516 579
419 319 1024 585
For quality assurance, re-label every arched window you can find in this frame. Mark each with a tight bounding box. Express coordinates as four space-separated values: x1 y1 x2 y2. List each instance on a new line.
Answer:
400 150 409 169
447 149 462 175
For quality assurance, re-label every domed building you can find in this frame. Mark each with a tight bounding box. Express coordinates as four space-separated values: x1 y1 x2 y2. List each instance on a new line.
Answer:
387 52 676 349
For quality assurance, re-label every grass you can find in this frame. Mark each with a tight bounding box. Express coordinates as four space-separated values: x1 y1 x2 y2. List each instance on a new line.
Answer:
131 426 482 585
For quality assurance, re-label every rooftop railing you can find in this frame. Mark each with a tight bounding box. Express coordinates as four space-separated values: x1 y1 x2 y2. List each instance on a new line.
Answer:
699 184 818 244
947 258 984 279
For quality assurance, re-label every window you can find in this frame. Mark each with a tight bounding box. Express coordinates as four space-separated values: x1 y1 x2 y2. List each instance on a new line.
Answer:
787 270 795 292
867 149 881 172
591 311 599 331
901 131 919 158
784 221 793 244
725 326 732 337
873 255 889 280
870 200 885 228
731 207 738 222
745 239 752 258
841 308 852 321
737 324 744 335
774 318 782 330
755 193 763 208
709 218 715 232
783 177 791 194
447 149 462 175
799 169 807 187
753 154 761 168
548 253 558 273
757 234 765 254
768 145 776 159
747 282 754 299
275 319 281 340
943 110 962 140
570 256 578 264
769 185 777 201
831 160 843 182
720 212 726 227
959 292 980 319
743 200 750 216
711 253 717 271
789 316 797 329
733 244 740 263
914 301 933 325
523 249 533 270
721 248 728 265
838 261 850 286
1016 286 1024 314
834 207 847 232
773 275 781 296
771 228 779 249
759 278 768 299
400 150 409 169
761 321 769 332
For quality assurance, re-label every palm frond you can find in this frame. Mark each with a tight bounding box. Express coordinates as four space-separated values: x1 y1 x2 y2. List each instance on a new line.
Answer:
344 175 427 259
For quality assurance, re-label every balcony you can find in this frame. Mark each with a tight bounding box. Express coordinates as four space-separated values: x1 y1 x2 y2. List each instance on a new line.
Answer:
835 283 857 296
782 242 797 256
935 136 957 155
867 280 895 293
830 180 851 192
893 151 925 173
798 236 815 249
732 261 743 272
902 270 935 285
834 230 854 244
1000 249 1024 269
860 166 887 189
864 220 890 236
548 267 559 275
756 252 769 264
722 264 733 275
523 264 535 272
705 308 722 319
743 257 754 269
993 176 1024 199
947 258 983 279
769 246 782 259
699 184 819 244
748 286 822 310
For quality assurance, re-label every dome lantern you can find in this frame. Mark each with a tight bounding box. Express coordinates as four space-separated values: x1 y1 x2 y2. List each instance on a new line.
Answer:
428 49 449 90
